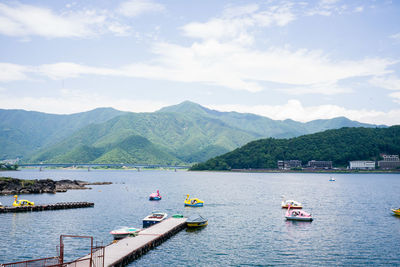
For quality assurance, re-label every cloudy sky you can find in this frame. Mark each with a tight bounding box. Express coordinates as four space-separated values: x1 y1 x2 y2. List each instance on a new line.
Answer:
1 0 400 125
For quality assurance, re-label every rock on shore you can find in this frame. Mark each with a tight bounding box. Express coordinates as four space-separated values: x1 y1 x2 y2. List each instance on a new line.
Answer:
0 177 111 195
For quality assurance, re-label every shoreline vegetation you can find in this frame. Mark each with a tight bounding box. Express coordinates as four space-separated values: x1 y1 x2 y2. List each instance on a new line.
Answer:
0 177 111 195
190 126 400 171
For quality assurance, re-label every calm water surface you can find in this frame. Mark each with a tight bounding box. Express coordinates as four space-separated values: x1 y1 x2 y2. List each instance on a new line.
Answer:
1 170 400 266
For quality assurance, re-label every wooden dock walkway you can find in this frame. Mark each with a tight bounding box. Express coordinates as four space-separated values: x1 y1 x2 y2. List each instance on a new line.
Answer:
73 217 187 267
0 202 94 213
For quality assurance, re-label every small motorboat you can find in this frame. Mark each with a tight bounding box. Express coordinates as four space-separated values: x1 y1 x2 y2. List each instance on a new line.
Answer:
143 211 168 228
281 196 302 209
392 208 400 216
329 177 336 181
186 215 208 228
184 194 204 207
285 204 313 221
149 190 162 201
110 227 140 239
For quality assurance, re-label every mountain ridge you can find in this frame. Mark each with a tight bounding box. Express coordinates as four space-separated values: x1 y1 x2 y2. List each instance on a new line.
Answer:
0 101 386 164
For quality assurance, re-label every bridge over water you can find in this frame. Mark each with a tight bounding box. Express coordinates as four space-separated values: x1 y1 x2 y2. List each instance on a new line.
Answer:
18 163 191 170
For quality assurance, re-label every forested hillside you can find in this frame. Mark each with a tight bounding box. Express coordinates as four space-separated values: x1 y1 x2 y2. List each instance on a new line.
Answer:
190 126 400 170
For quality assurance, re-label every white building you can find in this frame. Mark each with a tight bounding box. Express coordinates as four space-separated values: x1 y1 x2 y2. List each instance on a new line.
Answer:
349 161 375 170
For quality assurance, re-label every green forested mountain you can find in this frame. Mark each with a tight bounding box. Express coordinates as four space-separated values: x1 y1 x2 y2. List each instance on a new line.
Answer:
159 101 382 138
29 111 255 164
1 101 385 164
0 108 125 159
190 126 400 170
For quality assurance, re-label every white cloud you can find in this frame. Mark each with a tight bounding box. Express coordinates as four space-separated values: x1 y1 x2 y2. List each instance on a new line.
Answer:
369 75 400 91
182 2 295 43
389 92 400 104
0 63 30 82
354 6 364 13
209 99 400 125
1 43 394 95
390 33 400 42
0 88 167 114
0 2 130 38
307 0 347 16
36 62 121 80
117 0 165 17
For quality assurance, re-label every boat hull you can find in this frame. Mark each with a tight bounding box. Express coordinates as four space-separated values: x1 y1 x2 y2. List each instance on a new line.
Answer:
187 221 208 227
149 197 161 201
143 220 161 228
281 205 302 209
286 216 313 221
110 228 140 239
392 209 400 216
185 203 203 207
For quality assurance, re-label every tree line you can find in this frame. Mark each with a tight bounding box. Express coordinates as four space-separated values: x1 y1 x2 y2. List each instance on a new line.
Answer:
190 126 400 171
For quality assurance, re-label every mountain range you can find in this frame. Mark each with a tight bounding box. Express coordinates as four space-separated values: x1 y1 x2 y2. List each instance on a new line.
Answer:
0 101 384 164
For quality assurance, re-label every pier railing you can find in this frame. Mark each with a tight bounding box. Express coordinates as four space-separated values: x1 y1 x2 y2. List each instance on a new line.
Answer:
1 236 105 267
0 256 60 267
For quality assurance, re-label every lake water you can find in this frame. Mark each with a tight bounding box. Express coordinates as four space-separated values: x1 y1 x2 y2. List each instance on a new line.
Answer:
1 169 400 266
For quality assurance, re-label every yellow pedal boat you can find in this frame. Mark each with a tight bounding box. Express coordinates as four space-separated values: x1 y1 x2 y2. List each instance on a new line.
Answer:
184 194 204 207
392 208 400 216
12 195 34 207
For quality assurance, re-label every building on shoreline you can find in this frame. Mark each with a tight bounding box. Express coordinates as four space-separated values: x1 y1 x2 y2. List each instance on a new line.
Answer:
349 161 376 170
378 155 400 169
307 160 332 169
277 160 302 170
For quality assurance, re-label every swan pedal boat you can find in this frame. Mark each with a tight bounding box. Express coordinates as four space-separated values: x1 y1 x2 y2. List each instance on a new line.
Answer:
281 199 302 209
186 215 208 227
184 194 204 207
110 227 140 239
392 208 400 216
12 195 34 207
149 190 162 201
143 211 167 228
285 205 313 221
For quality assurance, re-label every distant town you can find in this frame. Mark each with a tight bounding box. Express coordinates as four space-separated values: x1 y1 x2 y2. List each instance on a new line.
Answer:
277 154 400 171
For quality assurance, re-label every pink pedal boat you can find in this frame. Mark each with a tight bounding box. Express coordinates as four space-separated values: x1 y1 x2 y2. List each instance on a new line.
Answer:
285 204 313 221
149 190 162 201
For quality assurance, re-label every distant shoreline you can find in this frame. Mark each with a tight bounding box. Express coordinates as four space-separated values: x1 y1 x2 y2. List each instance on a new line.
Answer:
230 169 400 174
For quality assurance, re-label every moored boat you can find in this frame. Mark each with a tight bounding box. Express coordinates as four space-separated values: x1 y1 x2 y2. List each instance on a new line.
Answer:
143 211 167 228
110 227 140 239
184 194 204 207
186 215 208 227
329 177 336 181
149 190 162 201
285 204 313 221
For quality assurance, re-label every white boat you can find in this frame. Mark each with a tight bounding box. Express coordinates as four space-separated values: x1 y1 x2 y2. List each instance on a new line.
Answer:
329 177 336 181
143 211 168 228
109 227 140 239
285 205 313 221
281 196 302 209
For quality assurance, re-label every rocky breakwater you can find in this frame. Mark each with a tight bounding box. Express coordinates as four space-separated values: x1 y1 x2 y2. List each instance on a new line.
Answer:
0 177 111 195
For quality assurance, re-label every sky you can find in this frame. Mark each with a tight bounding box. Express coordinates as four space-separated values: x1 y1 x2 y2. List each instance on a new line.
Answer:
1 0 400 125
